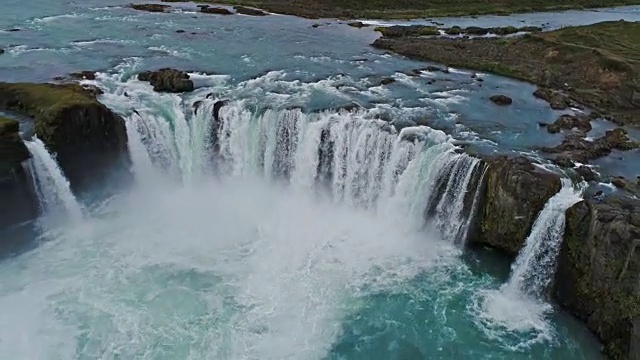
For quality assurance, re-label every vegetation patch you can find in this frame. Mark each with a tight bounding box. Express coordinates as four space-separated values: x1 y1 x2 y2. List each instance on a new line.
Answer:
191 0 640 19
373 20 640 126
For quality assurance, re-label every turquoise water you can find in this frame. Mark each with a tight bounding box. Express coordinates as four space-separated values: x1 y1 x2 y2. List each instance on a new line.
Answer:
0 1 626 359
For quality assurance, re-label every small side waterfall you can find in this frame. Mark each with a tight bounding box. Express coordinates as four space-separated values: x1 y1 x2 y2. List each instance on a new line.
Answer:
475 178 584 343
24 138 83 220
503 178 584 297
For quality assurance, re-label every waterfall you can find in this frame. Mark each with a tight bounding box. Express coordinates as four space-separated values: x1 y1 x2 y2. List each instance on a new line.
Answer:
24 138 83 220
425 154 485 245
474 178 584 345
503 178 584 297
91 73 486 242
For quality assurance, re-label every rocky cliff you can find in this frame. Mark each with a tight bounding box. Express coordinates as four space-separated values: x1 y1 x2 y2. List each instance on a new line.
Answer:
0 83 130 192
0 116 37 229
471 156 562 255
556 195 640 360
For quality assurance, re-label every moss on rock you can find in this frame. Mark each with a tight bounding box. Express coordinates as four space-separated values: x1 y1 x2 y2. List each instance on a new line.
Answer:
0 83 129 191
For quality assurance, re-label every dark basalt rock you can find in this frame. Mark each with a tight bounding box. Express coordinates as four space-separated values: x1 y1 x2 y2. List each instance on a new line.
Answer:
612 177 627 188
576 165 599 182
138 68 194 93
0 49 4 55
379 77 396 86
0 116 38 230
347 21 368 28
556 195 640 360
471 156 561 255
0 83 130 193
233 6 267 16
129 4 170 13
490 94 513 105
375 25 439 38
201 7 233 15
534 87 570 110
69 71 97 80
542 128 639 163
547 113 592 134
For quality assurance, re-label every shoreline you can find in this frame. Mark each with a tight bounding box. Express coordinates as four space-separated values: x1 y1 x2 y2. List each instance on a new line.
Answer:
186 0 640 19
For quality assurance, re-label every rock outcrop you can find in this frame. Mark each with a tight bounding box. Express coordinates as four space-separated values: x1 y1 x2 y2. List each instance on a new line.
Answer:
471 156 561 255
547 113 592 134
489 94 513 106
233 6 267 16
556 195 640 360
138 68 194 93
0 116 37 229
0 83 130 192
533 87 571 110
542 128 639 163
129 4 170 13
200 6 233 15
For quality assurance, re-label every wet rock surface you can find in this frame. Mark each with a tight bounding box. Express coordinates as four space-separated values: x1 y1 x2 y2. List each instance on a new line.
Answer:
556 195 640 360
138 68 194 93
0 83 130 192
471 156 561 255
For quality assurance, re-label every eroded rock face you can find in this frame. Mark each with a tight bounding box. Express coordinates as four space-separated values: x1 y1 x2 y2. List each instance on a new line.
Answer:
471 156 561 255
0 83 130 192
138 68 194 93
556 195 640 360
0 117 37 229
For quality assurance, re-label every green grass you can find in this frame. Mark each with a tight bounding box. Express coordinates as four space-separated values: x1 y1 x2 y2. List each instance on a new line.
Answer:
0 116 19 137
192 0 640 19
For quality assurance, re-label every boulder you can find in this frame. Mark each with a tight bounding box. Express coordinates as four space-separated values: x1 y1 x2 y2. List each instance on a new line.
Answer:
379 77 396 86
347 21 368 28
0 83 130 192
556 195 640 360
201 7 233 15
129 4 170 13
613 177 627 189
471 156 562 255
490 94 513 105
542 128 639 163
138 68 194 93
233 6 267 16
576 165 599 182
547 113 592 134
0 49 4 55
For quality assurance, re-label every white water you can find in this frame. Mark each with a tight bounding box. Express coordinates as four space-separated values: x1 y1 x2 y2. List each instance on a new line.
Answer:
474 178 584 349
505 178 584 296
0 69 597 359
24 138 83 221
88 71 483 237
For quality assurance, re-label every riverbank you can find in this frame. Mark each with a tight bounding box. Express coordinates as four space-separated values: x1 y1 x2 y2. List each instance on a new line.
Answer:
185 0 640 19
373 20 640 127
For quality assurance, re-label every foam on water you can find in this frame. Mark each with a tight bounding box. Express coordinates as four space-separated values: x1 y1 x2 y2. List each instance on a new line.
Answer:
24 138 83 221
473 179 585 350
